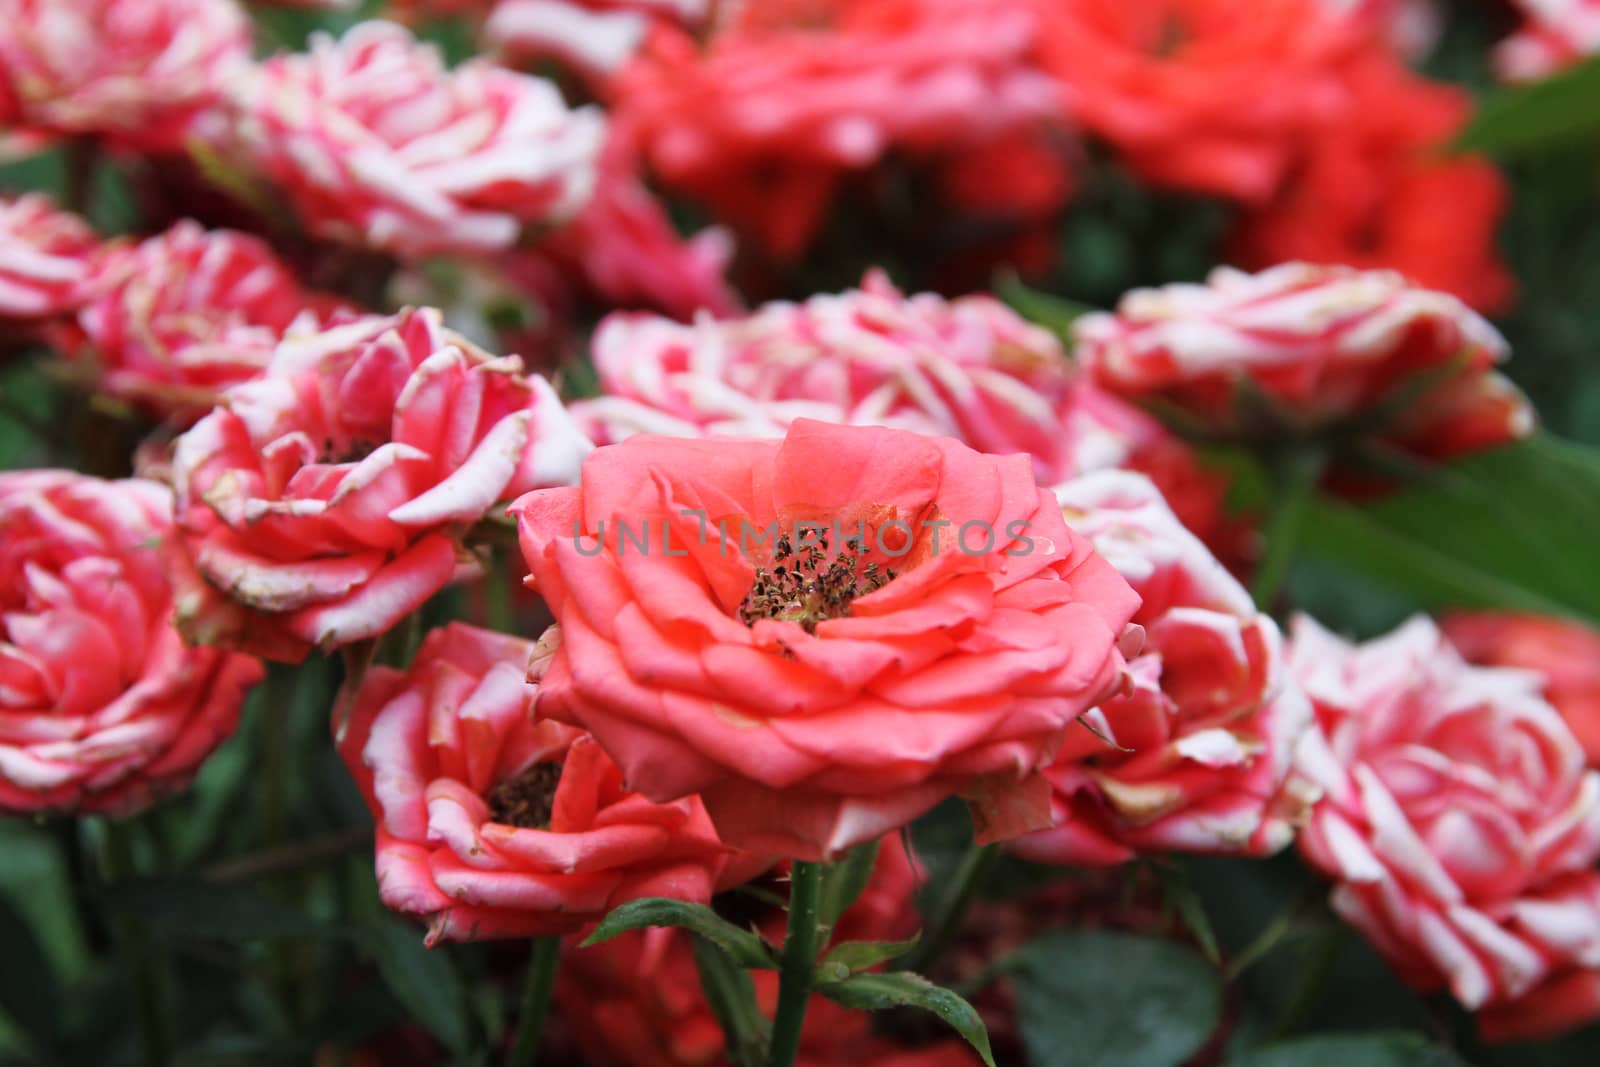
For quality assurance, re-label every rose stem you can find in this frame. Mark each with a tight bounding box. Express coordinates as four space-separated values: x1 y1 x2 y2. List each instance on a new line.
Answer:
507 935 562 1066
1250 448 1327 613
900 841 999 976
103 819 173 1066
768 859 825 1067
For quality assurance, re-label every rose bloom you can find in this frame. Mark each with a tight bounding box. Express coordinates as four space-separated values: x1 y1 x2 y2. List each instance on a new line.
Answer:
1009 470 1313 867
169 306 593 662
0 471 263 815
56 221 347 423
1229 55 1513 313
0 0 250 151
513 418 1139 860
1075 262 1533 462
1496 0 1600 81
511 126 738 327
555 836 981 1067
1317 0 1441 58
612 0 1066 259
1028 0 1363 203
488 0 709 80
1292 615 1600 1041
1445 612 1600 770
573 270 1073 474
0 194 102 322
239 20 605 257
338 622 742 943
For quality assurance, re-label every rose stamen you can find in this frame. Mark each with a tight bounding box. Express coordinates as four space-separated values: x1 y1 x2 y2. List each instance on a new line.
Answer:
738 530 895 634
486 760 564 829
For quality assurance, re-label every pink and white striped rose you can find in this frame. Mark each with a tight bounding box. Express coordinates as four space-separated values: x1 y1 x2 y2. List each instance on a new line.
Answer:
238 20 605 257
0 471 263 816
0 0 250 150
1009 470 1313 867
0 194 102 321
487 0 709 79
1293 615 1600 1041
1496 0 1600 81
59 221 347 423
1076 262 1532 462
573 270 1074 478
169 306 593 662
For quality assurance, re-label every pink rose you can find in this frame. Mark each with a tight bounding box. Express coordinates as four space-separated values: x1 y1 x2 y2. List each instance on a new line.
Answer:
58 221 347 423
337 622 742 944
0 0 250 150
573 270 1074 478
1496 0 1600 81
0 471 263 815
1010 470 1313 866
1293 615 1600 1039
240 20 605 256
1076 262 1532 462
0 194 103 321
170 306 593 661
512 419 1140 860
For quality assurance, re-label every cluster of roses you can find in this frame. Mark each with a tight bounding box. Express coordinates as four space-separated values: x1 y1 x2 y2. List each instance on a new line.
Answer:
6 0 1600 1062
7 238 1600 1054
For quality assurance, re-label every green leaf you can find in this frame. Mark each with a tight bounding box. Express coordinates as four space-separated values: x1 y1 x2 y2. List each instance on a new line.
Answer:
103 878 334 941
1231 1032 1467 1067
817 840 880 933
690 934 769 1067
995 272 1096 343
355 916 475 1056
1005 930 1223 1067
1300 435 1600 626
0 893 61 1054
583 898 776 970
1455 54 1600 158
1152 864 1221 965
816 937 921 982
815 971 995 1067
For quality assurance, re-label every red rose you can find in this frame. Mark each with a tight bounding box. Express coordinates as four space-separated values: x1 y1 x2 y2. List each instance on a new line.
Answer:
0 194 103 322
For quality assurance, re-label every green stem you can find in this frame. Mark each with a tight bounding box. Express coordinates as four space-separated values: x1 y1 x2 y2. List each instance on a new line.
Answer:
1269 925 1343 1040
899 842 999 976
768 860 825 1067
506 936 562 1067
1250 449 1328 613
104 821 172 1067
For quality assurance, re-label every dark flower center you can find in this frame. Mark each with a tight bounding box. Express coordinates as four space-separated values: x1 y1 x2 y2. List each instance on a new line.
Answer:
738 531 895 634
486 760 564 830
319 436 380 465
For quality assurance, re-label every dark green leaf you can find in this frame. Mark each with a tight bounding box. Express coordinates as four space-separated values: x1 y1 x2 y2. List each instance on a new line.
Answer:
816 937 921 982
690 935 769 1067
817 840 880 933
815 971 995 1067
995 273 1096 343
1300 435 1600 626
103 878 333 941
1231 1032 1467 1067
1153 864 1220 965
0 893 61 1053
583 898 775 970
355 916 475 1055
1454 54 1600 158
1005 930 1223 1067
